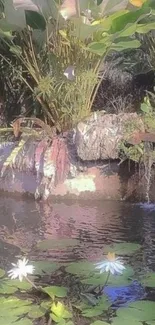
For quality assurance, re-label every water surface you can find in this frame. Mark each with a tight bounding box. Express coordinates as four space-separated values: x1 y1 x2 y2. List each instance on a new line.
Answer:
0 196 155 272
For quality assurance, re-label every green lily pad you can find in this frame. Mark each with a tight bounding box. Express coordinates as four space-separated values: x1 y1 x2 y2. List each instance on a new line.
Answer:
0 268 5 278
65 261 95 276
32 260 60 275
140 272 155 287
117 301 155 322
82 266 133 286
51 301 72 320
0 282 18 294
43 286 68 298
82 308 103 318
37 238 79 250
28 305 45 319
104 242 141 255
14 319 33 325
6 279 32 290
112 317 142 325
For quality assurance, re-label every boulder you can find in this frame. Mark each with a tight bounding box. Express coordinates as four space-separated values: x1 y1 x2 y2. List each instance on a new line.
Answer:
75 112 145 161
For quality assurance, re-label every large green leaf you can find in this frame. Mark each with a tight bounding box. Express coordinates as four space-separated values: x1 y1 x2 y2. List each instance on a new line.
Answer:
32 260 60 275
140 272 155 287
14 319 33 325
112 317 142 325
25 10 46 30
111 39 141 51
82 266 134 286
82 308 103 317
43 286 68 298
0 268 5 278
116 301 155 322
103 242 141 255
37 238 79 250
65 261 95 276
28 305 45 319
51 301 72 320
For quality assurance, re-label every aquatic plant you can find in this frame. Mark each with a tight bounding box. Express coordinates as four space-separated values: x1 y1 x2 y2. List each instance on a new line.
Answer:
95 252 126 275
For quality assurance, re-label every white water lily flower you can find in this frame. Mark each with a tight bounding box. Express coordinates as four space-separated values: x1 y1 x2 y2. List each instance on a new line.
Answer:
8 257 35 282
95 252 125 275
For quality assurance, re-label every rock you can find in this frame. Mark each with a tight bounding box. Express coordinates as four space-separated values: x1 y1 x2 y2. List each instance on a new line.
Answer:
75 112 145 161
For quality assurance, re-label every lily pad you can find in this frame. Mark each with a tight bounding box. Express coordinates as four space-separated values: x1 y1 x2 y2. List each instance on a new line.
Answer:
82 266 134 286
82 308 103 318
104 242 141 255
0 268 5 278
112 318 142 325
117 301 155 322
51 301 72 320
6 279 32 290
65 261 95 276
14 319 33 325
140 272 155 287
28 305 45 319
37 238 79 250
43 286 68 298
32 260 60 275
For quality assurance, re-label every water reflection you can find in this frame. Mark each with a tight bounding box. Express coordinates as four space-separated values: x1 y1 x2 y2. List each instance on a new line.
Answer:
0 196 154 268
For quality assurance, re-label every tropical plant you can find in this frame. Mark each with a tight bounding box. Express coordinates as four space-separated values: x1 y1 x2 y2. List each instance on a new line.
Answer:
1 0 155 131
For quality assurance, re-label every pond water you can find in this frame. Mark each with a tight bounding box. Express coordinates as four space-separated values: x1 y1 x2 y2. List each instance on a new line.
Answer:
0 196 155 269
1 196 155 324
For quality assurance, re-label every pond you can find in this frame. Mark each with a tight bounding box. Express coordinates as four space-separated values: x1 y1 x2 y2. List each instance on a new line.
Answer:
0 196 155 325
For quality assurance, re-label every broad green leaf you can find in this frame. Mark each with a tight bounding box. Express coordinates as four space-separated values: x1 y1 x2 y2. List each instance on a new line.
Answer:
117 301 155 322
14 319 33 325
43 286 68 298
51 301 72 319
87 41 109 55
109 7 150 34
40 300 51 311
0 316 19 324
6 279 32 290
32 260 60 275
65 261 95 276
140 272 155 287
0 282 17 294
82 308 103 317
104 242 141 255
112 317 142 325
111 39 141 51
82 266 133 286
37 238 79 250
25 10 46 30
0 268 5 278
28 305 45 319
137 22 155 33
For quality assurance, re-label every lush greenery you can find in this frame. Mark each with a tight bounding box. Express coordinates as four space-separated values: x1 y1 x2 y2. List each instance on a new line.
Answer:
1 0 155 130
2 240 155 324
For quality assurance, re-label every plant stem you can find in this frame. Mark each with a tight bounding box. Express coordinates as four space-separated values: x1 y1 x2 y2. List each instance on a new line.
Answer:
25 276 39 290
96 271 110 297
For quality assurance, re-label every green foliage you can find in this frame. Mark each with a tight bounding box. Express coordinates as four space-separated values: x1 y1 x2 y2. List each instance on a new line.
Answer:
116 301 155 322
140 272 155 287
0 1 155 130
50 301 72 323
103 242 141 255
43 286 68 298
37 238 79 250
32 260 60 275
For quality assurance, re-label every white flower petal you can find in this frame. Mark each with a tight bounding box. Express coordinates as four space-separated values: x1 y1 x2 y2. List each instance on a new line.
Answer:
8 257 34 282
